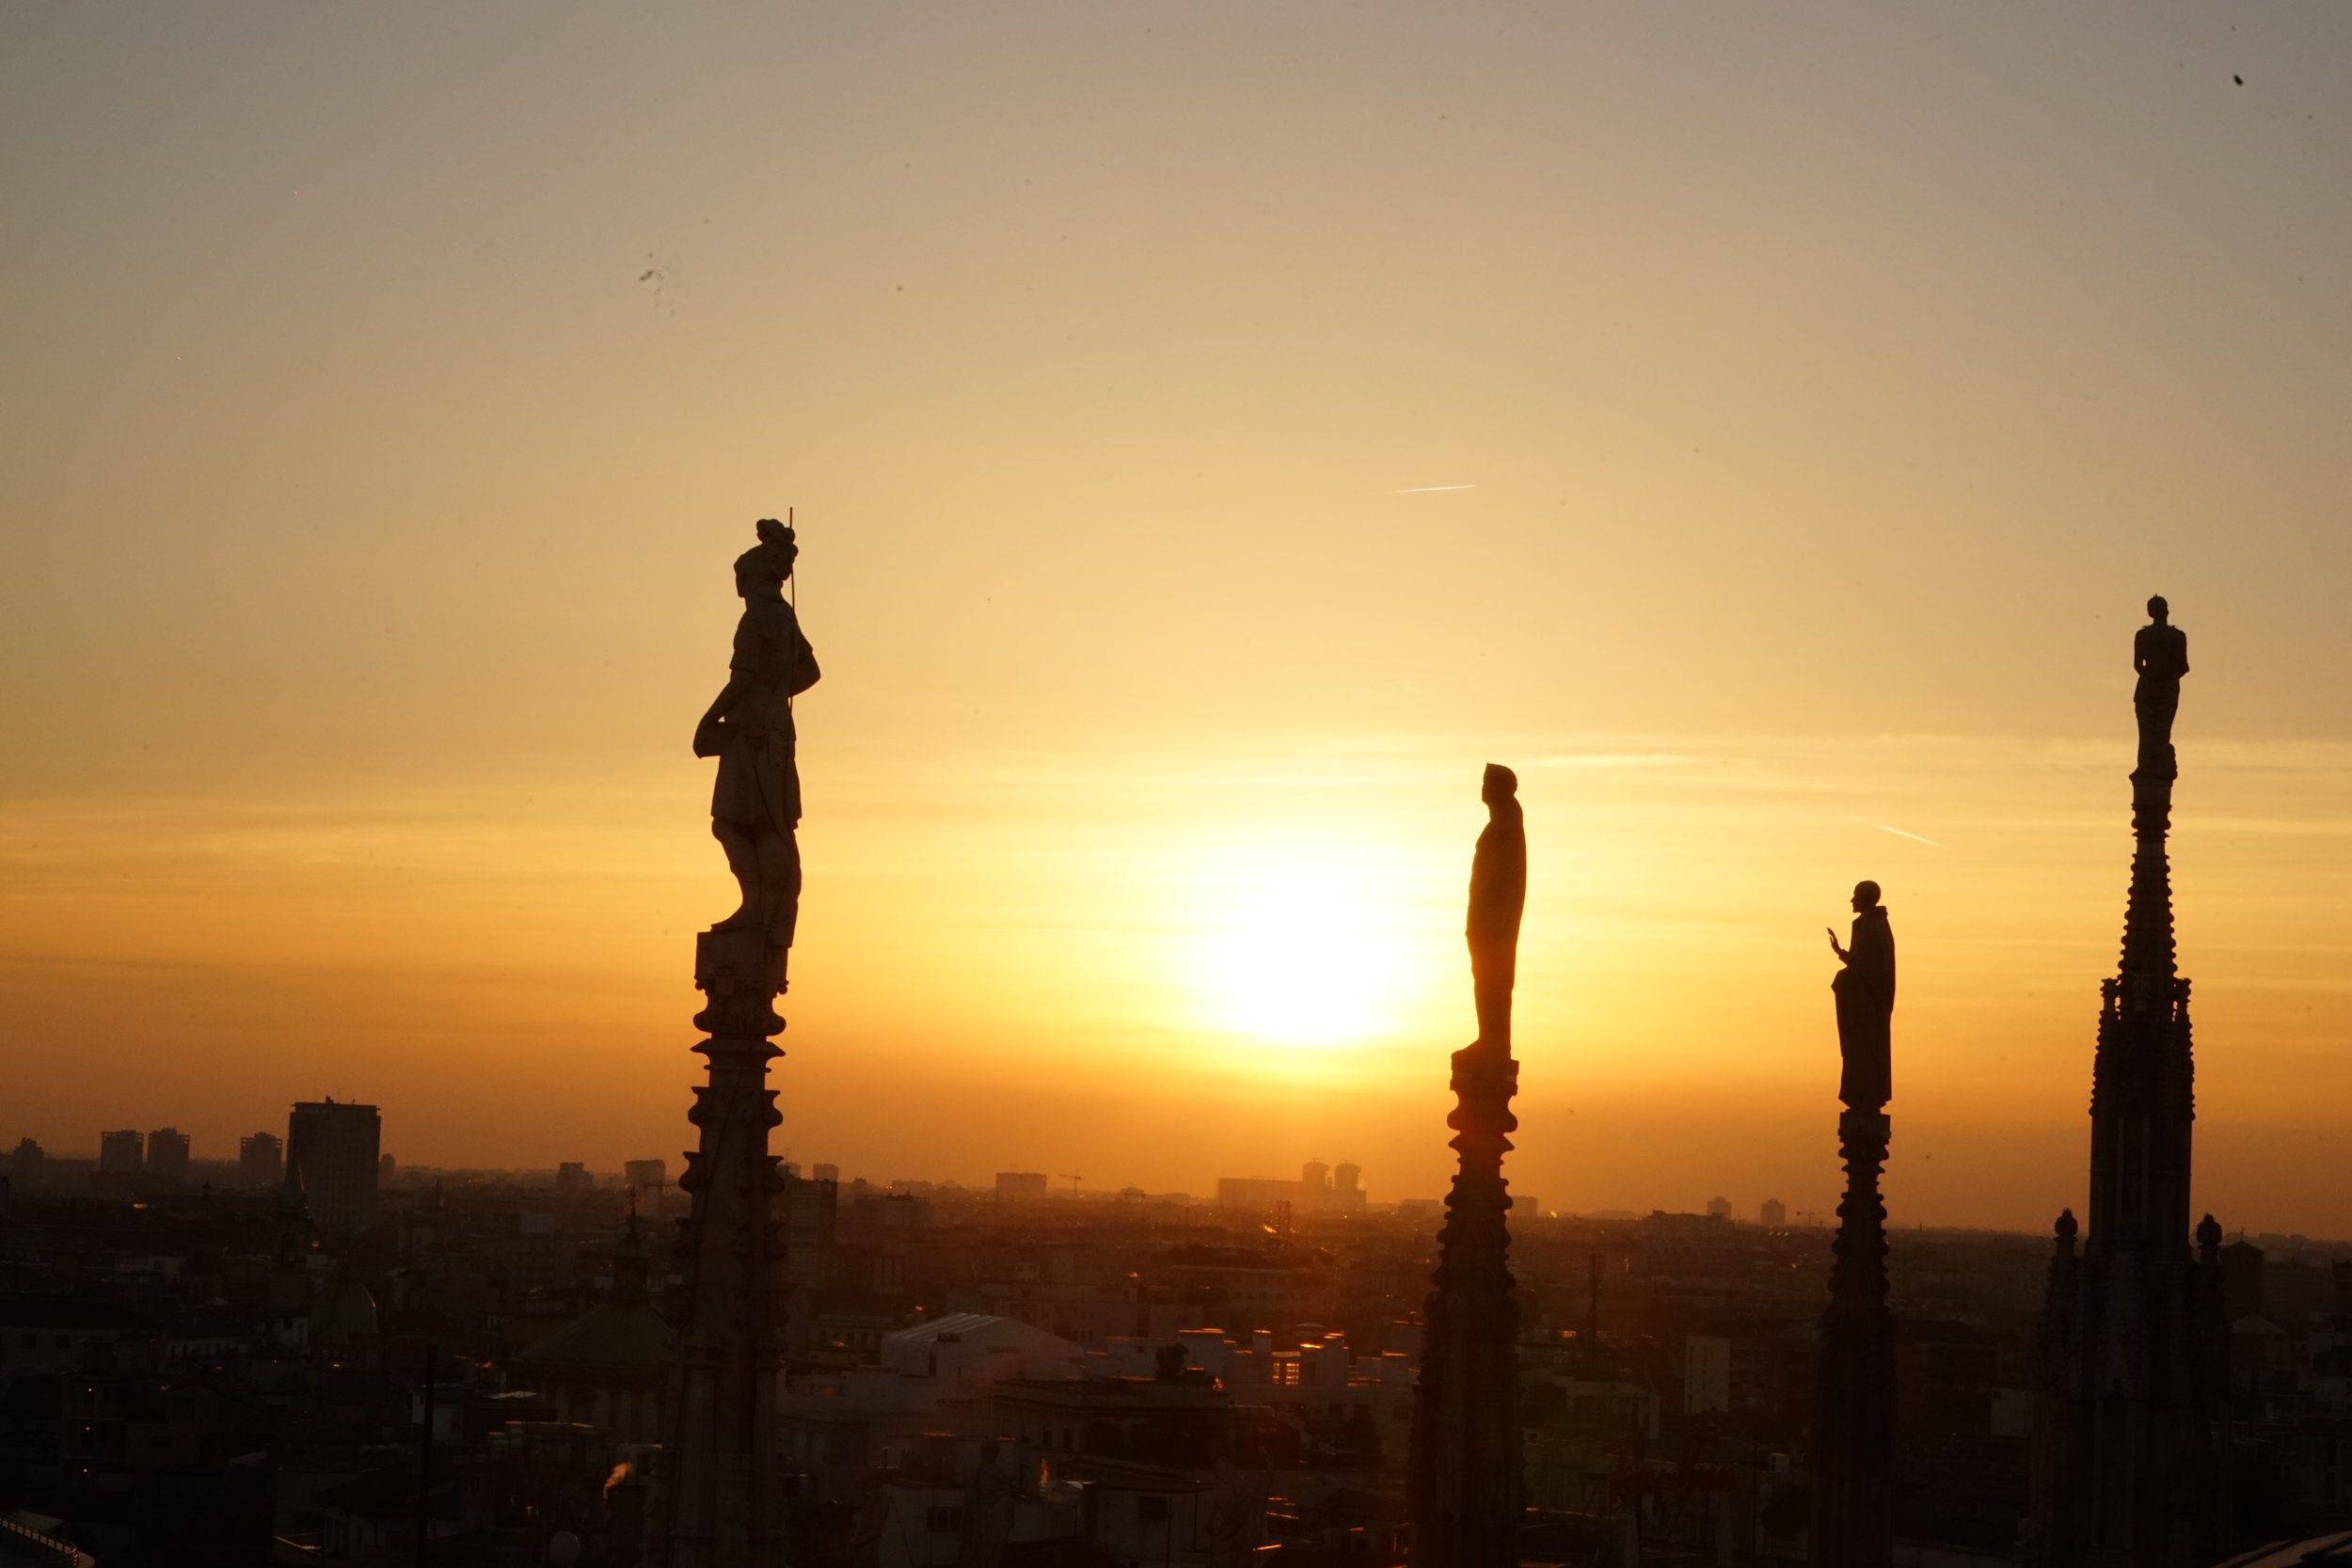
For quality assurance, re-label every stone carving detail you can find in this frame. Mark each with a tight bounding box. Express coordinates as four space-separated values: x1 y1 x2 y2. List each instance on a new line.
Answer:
1408 764 1527 1568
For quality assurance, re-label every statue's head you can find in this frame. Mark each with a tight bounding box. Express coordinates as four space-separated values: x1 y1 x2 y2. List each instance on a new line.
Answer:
2147 594 2169 623
1481 763 1518 804
1851 879 1882 911
735 518 797 600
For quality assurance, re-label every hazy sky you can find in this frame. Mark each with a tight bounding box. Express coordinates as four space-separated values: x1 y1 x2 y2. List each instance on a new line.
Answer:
5 4 2350 1234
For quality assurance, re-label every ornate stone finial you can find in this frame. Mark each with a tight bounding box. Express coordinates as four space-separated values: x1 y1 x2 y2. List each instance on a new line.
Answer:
2056 1208 2078 1243
2197 1212 2222 1262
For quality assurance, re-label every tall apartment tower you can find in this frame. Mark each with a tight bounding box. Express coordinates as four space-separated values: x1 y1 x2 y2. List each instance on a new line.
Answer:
2030 603 2228 1568
241 1132 285 1191
286 1099 382 1235
145 1128 191 1185
98 1129 143 1175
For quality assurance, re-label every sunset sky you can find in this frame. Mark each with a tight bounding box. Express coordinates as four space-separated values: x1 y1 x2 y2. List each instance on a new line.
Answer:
5 3 2350 1235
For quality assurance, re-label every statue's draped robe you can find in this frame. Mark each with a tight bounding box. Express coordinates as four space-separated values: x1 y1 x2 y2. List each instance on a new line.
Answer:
711 596 817 837
2133 622 2189 760
1467 784 1527 1041
1834 906 1895 1109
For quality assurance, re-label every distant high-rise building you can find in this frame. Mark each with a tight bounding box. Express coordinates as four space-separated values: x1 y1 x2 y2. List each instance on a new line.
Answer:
98 1129 143 1175
1706 1195 1732 1220
556 1162 594 1195
1760 1196 1788 1229
9 1138 45 1191
287 1099 381 1235
995 1171 1049 1203
145 1127 190 1184
625 1159 668 1197
240 1132 284 1191
379 1152 396 1184
1301 1161 1331 1196
1216 1176 1289 1211
812 1163 838 1183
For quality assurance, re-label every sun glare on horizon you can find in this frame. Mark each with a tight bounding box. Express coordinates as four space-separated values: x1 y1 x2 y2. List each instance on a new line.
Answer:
1190 843 1430 1049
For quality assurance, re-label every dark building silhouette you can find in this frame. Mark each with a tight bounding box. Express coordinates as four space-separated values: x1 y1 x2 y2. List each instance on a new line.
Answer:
518 1216 672 1442
286 1099 381 1236
2030 600 2229 1568
9 1136 46 1191
98 1127 143 1175
146 1125 191 1185
1409 766 1528 1568
240 1130 284 1191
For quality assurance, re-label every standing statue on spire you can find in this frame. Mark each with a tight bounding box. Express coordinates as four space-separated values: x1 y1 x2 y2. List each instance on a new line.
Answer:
694 518 820 956
1467 763 1528 1047
2133 594 2189 771
1408 763 1528 1568
1815 879 1898 1568
1827 880 1895 1111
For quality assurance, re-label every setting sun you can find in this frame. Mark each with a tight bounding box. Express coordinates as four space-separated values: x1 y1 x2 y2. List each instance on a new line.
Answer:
1190 843 1428 1048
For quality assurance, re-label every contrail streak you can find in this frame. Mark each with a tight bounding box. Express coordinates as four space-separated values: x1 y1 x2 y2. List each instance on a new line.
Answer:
1873 823 1947 848
1388 483 1477 493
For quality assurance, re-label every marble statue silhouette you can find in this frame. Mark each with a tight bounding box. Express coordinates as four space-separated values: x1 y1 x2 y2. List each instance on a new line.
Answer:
1827 880 1895 1110
694 518 820 951
2133 594 2189 768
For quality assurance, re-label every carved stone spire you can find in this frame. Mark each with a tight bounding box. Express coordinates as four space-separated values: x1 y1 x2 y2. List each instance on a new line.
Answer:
1814 882 1896 1568
2029 597 2226 1568
1408 764 1526 1568
650 521 817 1568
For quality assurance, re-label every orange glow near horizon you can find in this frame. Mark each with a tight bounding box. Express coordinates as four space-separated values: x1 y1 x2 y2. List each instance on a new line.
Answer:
6 4 2352 1236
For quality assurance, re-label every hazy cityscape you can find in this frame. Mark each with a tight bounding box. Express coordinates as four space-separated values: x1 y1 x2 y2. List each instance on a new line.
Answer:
4 1115 2349 1565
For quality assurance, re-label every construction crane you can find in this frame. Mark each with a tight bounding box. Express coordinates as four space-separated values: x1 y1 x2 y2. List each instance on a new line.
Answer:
1060 1174 1083 1196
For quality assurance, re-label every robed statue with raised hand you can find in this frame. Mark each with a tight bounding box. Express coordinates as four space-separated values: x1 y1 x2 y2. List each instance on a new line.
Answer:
695 517 820 955
1828 880 1895 1110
